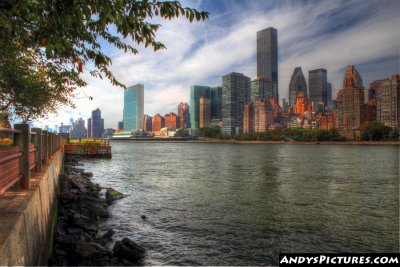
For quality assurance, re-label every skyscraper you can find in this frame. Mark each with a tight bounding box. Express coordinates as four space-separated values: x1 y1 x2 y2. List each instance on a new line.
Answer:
257 27 278 101
376 75 399 130
87 108 104 138
123 84 144 131
177 102 190 128
308 69 328 108
337 65 364 139
199 97 211 128
327 83 333 110
288 67 307 107
250 77 275 102
210 86 222 120
70 118 87 138
221 72 250 135
190 85 210 129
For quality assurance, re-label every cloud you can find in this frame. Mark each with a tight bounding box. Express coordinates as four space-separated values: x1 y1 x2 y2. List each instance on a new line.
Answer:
36 0 400 129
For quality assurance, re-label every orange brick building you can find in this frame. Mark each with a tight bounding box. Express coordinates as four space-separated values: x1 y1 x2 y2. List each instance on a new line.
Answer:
294 92 311 115
152 113 165 132
165 112 180 130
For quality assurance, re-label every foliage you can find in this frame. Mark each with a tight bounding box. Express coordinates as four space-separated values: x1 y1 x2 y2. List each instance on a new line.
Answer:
361 121 394 141
234 128 347 141
174 128 189 137
196 126 222 138
0 0 208 120
0 137 13 147
68 138 103 145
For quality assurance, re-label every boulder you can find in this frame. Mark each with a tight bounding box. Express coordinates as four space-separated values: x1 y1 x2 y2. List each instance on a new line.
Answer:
102 229 115 241
82 171 94 178
75 241 107 259
106 188 125 205
113 237 145 263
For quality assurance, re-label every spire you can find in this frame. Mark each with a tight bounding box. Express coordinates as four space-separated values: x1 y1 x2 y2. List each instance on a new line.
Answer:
343 65 363 89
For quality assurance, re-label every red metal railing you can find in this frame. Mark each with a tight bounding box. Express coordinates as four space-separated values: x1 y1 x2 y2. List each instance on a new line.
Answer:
0 126 64 195
29 143 36 171
0 146 22 194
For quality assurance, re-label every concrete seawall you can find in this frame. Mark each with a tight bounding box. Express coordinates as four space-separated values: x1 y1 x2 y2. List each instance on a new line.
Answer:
0 148 63 265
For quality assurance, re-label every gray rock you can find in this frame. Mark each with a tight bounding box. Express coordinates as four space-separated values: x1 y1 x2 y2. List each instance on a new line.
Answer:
106 188 125 205
75 241 107 259
81 172 93 178
113 237 145 263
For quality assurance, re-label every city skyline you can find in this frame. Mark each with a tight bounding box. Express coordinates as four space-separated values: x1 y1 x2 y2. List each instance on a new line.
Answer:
35 0 399 129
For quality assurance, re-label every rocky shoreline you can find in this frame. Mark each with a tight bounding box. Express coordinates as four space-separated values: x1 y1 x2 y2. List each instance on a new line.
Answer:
48 155 145 266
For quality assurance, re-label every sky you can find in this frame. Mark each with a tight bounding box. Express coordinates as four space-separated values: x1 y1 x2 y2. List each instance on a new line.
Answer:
36 0 400 129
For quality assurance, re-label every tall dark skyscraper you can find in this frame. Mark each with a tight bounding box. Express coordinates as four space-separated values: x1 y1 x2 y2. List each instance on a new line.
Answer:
221 72 250 135
257 27 278 101
87 108 104 138
308 69 328 107
210 86 222 120
288 67 307 107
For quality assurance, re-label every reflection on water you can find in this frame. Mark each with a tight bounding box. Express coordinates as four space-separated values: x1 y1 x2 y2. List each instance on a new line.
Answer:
81 143 399 265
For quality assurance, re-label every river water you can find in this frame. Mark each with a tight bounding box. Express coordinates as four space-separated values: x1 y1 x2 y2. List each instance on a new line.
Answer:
80 142 399 266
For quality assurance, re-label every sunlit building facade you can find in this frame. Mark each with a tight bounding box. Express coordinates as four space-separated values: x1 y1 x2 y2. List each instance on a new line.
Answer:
199 97 211 128
337 65 365 139
190 85 210 130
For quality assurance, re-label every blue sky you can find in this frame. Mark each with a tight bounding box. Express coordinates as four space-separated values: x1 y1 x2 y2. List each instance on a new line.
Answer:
37 0 399 129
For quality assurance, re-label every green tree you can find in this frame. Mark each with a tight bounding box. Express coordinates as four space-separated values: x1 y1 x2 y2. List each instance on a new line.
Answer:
361 121 392 141
0 0 208 121
174 128 189 137
196 126 221 138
